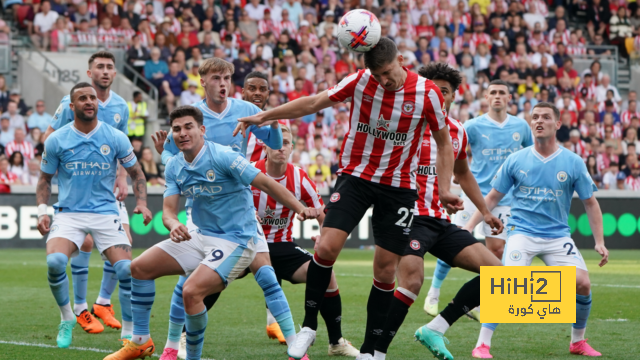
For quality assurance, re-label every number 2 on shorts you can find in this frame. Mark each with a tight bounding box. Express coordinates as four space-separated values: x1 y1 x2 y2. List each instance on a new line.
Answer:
395 207 414 228
563 242 576 255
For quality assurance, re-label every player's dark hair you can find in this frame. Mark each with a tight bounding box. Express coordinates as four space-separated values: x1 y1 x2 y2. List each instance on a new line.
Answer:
244 71 268 84
88 51 116 68
532 102 560 121
417 63 462 92
364 37 398 71
170 105 204 126
488 79 510 90
70 82 93 100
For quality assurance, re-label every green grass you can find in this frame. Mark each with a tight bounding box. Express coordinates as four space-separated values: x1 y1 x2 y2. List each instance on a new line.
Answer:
0 249 639 359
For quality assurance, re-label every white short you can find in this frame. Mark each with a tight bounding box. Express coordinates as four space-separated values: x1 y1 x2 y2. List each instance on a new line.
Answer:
155 231 257 284
503 234 588 271
453 195 510 241
47 212 129 258
118 201 129 225
186 207 268 253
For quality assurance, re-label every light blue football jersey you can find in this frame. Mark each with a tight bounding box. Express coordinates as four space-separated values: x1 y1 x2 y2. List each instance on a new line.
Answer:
41 122 137 215
51 91 130 135
491 147 597 238
163 141 261 244
464 114 533 206
161 98 282 164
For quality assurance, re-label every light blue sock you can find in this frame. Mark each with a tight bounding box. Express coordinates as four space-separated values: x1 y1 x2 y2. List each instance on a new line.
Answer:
131 278 155 338
98 261 119 301
574 293 592 330
70 251 90 308
113 260 133 322
168 276 188 342
185 308 208 360
47 253 70 307
255 266 295 342
482 323 499 331
432 259 451 289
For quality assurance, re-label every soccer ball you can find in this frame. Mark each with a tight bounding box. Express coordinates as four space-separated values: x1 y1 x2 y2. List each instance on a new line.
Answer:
337 10 382 53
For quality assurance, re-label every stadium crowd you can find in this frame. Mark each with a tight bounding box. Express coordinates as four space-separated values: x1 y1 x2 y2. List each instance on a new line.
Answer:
2 0 640 191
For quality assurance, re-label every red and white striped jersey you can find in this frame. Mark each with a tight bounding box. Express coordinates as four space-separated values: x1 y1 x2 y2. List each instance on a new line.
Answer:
625 175 640 191
548 28 570 44
117 28 136 44
569 140 589 159
5 140 34 161
279 20 297 36
566 43 586 56
415 118 467 220
327 68 447 190
577 82 597 100
258 19 281 37
433 9 452 24
453 36 476 54
524 0 549 16
97 27 119 47
527 35 547 49
621 110 640 126
597 101 620 113
598 123 623 139
252 159 324 243
246 133 266 162
471 33 491 49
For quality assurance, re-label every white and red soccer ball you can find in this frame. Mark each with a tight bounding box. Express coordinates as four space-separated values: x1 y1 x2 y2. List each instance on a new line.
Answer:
337 10 382 53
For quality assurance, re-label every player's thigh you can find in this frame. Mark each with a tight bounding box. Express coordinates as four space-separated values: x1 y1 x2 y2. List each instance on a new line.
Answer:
269 242 313 284
373 245 403 284
323 174 376 241
538 237 588 272
503 234 539 266
118 201 133 244
371 183 419 256
131 245 186 280
87 213 131 259
46 212 87 257
154 231 206 277
249 226 271 274
80 233 94 252
452 195 477 227
183 264 226 305
201 235 258 287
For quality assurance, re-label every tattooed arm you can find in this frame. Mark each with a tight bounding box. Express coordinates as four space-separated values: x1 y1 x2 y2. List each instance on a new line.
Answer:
124 162 153 226
36 171 54 235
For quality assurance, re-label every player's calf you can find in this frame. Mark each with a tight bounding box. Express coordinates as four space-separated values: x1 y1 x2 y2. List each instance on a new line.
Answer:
47 252 78 348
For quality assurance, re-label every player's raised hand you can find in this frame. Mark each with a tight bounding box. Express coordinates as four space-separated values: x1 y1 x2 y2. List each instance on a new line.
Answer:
170 223 191 243
114 175 129 201
151 130 168 155
484 213 504 235
297 207 321 221
37 214 51 235
595 243 609 267
234 114 265 137
134 205 153 226
440 191 464 214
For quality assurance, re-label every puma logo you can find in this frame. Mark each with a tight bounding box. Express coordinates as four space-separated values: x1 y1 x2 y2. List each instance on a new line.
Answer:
481 134 490 140
520 170 530 177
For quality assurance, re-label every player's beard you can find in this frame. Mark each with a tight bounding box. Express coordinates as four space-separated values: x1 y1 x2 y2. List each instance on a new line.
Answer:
77 108 97 122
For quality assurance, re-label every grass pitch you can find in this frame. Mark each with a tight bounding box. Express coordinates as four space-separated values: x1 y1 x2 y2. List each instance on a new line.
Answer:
0 249 638 359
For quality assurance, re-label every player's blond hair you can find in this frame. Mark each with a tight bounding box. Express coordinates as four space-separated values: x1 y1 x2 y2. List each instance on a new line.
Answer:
198 57 235 77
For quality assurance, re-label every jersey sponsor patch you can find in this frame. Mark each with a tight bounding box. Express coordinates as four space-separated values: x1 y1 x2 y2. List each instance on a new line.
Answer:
230 155 250 173
330 192 340 202
410 240 420 250
118 151 136 164
100 145 111 155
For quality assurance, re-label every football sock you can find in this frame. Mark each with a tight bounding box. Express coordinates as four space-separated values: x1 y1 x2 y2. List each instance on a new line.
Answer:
266 308 277 326
47 253 74 321
360 278 395 355
320 288 343 345
302 253 335 331
374 287 417 354
439 275 480 327
167 277 186 349
426 315 450 334
70 250 91 315
113 260 132 328
185 308 208 360
429 259 451 298
373 350 386 360
97 261 118 305
203 292 221 311
256 266 296 346
476 324 497 348
572 292 592 343
131 278 155 345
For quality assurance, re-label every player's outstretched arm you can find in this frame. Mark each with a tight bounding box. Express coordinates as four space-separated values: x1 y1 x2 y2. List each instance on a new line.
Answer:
251 172 321 221
234 91 336 137
454 158 504 235
582 195 609 267
432 126 463 213
163 193 191 243
36 171 54 235
124 162 153 225
462 189 506 234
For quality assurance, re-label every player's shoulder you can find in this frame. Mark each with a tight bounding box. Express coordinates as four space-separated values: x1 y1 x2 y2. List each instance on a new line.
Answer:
447 117 464 129
506 145 532 164
558 147 587 165
231 97 262 114
58 95 71 105
253 158 267 172
463 115 484 130
109 91 129 107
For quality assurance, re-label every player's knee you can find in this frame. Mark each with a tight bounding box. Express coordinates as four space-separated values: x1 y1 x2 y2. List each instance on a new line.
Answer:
576 275 591 295
489 245 504 260
46 253 69 273
113 259 131 281
316 238 340 261
373 262 397 284
182 283 204 310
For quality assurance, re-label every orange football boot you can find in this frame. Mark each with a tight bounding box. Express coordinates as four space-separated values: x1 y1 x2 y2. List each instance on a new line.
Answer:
103 338 155 360
77 310 104 334
266 322 286 344
92 303 122 329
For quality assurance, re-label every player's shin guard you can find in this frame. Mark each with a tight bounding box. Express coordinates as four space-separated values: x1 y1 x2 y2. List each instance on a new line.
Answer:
302 253 335 331
360 279 395 355
97 261 118 304
70 250 91 315
167 277 186 350
256 266 296 345
439 275 480 328
572 292 592 343
131 278 155 344
185 308 207 360
320 289 343 345
374 287 417 354
431 260 451 290
47 253 74 321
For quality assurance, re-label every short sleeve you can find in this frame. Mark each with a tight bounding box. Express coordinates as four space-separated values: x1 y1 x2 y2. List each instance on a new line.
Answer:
115 132 137 168
327 71 361 103
223 150 261 186
423 86 447 132
491 157 515 195
40 137 59 174
299 170 324 208
573 159 598 200
119 106 130 135
50 99 73 130
522 123 534 148
163 161 181 198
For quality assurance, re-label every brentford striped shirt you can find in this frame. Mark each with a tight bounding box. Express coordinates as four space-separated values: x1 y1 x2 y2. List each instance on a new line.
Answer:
327 68 447 190
246 133 266 162
252 159 324 243
414 118 467 220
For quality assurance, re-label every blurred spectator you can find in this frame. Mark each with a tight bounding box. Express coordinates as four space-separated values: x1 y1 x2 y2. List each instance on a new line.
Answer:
181 79 203 105
27 100 52 132
127 35 151 74
162 61 188 114
596 75 622 103
140 147 166 184
0 156 19 192
31 1 59 50
0 116 13 147
622 127 640 155
9 90 30 116
233 48 254 86
287 77 309 101
602 161 619 189
313 168 330 195
8 151 25 178
625 163 640 190
0 75 9 112
20 158 41 186
131 137 144 160
2 102 25 133
144 47 170 89
308 153 331 182
127 91 149 138
5 127 34 160
184 62 204 97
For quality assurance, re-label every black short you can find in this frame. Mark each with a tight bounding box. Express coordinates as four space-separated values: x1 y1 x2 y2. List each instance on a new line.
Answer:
269 241 313 283
323 174 419 256
404 216 479 266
